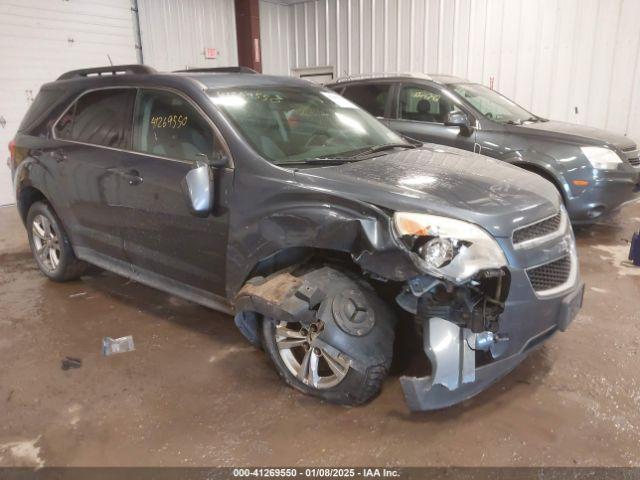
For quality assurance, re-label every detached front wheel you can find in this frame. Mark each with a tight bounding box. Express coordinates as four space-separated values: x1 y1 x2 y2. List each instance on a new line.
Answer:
260 267 395 406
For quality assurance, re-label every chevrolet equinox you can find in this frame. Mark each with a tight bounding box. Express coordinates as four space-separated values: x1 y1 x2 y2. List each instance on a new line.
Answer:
9 65 584 410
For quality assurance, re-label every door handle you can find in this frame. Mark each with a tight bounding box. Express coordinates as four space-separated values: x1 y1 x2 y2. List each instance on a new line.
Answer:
106 167 144 185
123 169 144 186
52 148 67 162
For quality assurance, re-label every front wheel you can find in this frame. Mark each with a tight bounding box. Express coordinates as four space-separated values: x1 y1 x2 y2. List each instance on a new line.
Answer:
261 267 395 406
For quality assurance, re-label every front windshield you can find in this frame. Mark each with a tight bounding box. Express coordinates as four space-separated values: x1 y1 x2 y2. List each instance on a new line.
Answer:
208 87 405 164
451 83 538 125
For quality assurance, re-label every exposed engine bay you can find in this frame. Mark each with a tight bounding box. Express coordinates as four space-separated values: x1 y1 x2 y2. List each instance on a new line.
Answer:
395 268 512 410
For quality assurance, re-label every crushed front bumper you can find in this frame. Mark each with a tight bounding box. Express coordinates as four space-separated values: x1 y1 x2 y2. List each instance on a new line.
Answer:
400 265 585 411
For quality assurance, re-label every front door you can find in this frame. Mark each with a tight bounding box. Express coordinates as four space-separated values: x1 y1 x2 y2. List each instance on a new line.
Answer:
388 83 476 151
119 88 232 296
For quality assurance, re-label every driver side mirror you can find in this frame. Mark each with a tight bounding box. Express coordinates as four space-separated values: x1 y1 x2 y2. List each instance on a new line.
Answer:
444 111 472 131
182 160 214 216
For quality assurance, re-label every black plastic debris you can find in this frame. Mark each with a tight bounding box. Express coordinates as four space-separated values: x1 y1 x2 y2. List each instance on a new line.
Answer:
630 231 640 266
61 356 82 370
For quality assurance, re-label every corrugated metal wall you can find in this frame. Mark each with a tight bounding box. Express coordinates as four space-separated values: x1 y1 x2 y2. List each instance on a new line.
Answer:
260 0 640 143
137 0 238 72
260 1 293 75
0 0 138 205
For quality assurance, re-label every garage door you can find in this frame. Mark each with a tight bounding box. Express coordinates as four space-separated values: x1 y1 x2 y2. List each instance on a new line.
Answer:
0 0 139 206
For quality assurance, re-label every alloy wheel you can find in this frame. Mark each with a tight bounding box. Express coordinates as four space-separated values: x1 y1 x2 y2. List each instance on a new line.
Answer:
275 320 350 389
32 214 61 272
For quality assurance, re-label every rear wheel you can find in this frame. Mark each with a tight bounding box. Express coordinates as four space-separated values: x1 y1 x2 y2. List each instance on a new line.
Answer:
27 201 88 282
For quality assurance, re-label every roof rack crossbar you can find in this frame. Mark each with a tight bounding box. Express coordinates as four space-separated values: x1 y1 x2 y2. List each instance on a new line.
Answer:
333 72 433 83
57 64 157 81
173 66 257 74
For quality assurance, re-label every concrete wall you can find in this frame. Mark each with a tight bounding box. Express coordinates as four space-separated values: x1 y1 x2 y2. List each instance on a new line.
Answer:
260 0 640 143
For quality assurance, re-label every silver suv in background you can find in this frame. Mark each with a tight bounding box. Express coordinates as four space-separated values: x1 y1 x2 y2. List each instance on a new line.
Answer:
328 74 640 224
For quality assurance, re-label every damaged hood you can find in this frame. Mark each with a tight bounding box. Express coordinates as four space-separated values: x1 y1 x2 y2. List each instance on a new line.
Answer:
516 120 637 150
297 145 560 237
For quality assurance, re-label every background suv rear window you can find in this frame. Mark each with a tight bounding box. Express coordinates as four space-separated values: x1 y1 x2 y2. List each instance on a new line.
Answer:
341 84 390 117
55 88 135 149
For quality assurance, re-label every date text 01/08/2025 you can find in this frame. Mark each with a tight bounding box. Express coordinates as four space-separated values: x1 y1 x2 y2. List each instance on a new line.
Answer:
232 468 401 478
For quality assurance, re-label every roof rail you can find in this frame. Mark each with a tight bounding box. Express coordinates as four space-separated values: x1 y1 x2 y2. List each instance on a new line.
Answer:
173 66 258 74
57 64 156 81
333 72 433 83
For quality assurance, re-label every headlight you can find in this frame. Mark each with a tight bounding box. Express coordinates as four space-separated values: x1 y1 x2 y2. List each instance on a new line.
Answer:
581 146 622 170
394 212 508 283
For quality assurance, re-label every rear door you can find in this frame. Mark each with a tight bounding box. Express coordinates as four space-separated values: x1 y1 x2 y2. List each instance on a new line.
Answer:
388 83 476 150
118 88 233 296
53 87 136 263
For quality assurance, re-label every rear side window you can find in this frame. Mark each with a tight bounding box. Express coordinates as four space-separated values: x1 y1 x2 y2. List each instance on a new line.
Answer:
132 89 216 162
341 83 390 118
54 89 135 148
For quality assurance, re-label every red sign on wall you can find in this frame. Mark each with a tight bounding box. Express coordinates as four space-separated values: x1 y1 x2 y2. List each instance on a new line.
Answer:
204 48 218 59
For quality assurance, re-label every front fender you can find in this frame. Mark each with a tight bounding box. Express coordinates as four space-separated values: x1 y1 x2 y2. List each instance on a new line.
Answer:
502 150 568 201
226 182 420 297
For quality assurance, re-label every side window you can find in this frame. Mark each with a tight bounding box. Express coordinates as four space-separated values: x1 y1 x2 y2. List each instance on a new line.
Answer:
341 83 391 118
133 89 217 162
399 85 460 124
55 89 135 148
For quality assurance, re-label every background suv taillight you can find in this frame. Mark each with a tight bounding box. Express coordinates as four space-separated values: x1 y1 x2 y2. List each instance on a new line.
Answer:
7 139 15 169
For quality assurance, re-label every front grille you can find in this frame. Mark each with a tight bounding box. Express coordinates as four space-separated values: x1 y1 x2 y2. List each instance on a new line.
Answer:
526 255 572 292
513 213 562 245
622 145 639 167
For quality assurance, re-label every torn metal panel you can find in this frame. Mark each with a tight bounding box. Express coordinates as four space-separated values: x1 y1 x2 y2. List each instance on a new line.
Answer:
424 318 476 390
235 269 309 324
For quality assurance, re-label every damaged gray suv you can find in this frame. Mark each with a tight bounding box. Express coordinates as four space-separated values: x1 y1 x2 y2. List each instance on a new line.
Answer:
10 65 584 410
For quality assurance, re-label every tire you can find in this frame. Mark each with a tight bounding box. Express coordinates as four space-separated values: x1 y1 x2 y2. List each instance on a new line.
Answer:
261 267 395 406
26 201 88 282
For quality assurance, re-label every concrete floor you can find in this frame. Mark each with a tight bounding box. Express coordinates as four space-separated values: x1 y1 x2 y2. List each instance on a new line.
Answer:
0 203 639 468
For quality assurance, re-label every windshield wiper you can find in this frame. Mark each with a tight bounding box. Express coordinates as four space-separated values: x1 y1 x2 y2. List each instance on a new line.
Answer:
313 143 415 160
273 158 354 166
275 143 417 166
346 143 416 158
